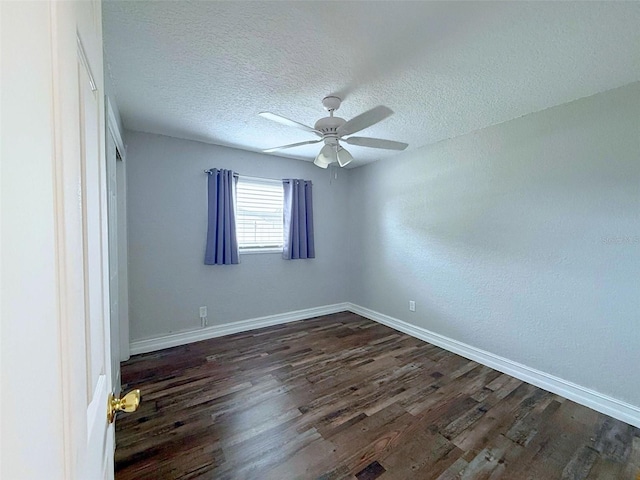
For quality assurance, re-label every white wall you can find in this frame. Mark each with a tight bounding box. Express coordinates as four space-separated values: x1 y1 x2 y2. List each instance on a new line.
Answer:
348 82 640 407
125 131 350 341
1 2 66 477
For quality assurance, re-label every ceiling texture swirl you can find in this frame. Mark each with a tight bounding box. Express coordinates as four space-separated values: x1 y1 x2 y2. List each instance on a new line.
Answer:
103 1 640 168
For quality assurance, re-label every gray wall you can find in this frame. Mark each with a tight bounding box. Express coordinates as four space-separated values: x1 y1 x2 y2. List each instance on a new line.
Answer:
126 132 350 341
347 82 640 406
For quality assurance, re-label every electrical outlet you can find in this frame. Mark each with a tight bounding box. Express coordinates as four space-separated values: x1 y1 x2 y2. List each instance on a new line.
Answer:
200 306 208 328
409 300 416 312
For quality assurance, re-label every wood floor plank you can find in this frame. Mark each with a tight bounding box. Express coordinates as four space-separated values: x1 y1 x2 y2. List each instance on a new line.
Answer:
451 383 537 453
376 429 462 480
262 438 341 480
115 312 639 479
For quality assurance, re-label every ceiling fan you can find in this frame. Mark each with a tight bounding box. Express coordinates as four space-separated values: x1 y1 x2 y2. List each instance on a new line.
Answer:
259 96 408 168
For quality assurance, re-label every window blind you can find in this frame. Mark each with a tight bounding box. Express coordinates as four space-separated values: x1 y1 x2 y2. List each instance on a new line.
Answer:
236 177 284 250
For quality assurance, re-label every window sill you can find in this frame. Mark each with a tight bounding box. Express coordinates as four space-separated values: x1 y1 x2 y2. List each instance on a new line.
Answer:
239 247 283 255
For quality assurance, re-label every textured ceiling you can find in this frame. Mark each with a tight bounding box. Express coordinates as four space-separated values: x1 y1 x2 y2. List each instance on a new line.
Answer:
103 1 640 168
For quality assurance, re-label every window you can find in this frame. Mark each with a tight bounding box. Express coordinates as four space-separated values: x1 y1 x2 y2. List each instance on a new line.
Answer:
236 176 284 252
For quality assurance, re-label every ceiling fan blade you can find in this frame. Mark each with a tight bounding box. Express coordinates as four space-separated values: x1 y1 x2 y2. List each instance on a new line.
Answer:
263 139 322 153
259 112 323 137
343 136 408 151
337 105 394 137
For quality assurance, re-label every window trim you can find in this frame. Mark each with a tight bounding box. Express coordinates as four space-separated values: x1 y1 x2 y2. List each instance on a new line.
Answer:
239 247 283 255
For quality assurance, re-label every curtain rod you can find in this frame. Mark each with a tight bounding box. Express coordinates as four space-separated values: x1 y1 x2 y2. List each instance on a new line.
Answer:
204 169 239 177
203 170 307 184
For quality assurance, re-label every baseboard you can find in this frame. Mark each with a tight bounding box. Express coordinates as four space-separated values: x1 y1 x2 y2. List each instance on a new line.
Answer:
347 303 640 429
129 302 350 355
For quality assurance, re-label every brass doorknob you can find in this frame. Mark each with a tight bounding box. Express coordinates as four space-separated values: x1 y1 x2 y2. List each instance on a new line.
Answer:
107 389 141 424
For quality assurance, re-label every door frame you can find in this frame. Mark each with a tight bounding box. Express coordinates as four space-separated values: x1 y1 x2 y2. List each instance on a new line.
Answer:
106 98 130 368
106 96 130 388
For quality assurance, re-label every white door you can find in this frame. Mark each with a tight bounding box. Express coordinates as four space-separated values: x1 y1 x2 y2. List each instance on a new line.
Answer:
78 38 114 479
56 1 116 478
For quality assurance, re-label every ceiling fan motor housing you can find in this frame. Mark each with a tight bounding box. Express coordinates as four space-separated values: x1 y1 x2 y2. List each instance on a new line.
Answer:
317 96 346 145
314 116 346 138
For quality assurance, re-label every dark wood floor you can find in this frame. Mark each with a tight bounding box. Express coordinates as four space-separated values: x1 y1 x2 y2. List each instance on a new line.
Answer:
115 312 640 480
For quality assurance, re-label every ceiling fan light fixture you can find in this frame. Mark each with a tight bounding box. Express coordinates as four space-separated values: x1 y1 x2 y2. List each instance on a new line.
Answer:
336 147 353 167
314 144 335 169
313 156 330 169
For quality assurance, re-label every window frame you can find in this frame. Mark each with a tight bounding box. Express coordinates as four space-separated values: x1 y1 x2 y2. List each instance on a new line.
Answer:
235 175 284 254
